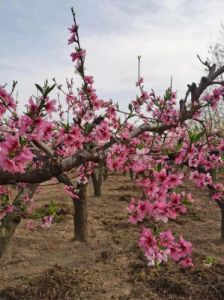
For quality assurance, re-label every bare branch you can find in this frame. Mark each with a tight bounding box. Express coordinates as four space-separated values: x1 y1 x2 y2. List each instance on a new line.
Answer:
197 54 213 70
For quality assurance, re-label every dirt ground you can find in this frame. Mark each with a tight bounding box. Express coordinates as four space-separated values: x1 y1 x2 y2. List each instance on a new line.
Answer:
0 174 224 299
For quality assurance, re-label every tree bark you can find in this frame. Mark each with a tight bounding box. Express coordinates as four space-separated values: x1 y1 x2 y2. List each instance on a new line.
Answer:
216 200 224 241
209 170 224 241
91 171 102 197
74 183 88 241
56 174 88 242
0 184 37 259
221 206 224 241
103 164 108 181
219 202 224 241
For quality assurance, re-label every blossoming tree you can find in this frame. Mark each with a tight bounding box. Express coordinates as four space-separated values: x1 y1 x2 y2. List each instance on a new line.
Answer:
1 8 224 268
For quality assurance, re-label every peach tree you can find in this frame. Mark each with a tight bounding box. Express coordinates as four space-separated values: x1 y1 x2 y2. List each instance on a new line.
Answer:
0 8 224 268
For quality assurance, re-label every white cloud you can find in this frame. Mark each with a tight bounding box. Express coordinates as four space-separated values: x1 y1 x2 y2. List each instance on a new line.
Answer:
1 0 224 112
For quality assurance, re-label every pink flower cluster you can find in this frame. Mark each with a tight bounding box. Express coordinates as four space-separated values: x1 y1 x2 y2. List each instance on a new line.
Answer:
106 144 129 171
139 227 193 267
68 24 78 44
56 126 84 157
92 120 111 145
70 50 86 62
127 190 189 225
0 135 34 173
0 86 16 116
189 171 212 187
203 86 224 109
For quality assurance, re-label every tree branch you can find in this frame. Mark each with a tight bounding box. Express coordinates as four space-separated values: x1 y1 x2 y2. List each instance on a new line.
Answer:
0 150 98 184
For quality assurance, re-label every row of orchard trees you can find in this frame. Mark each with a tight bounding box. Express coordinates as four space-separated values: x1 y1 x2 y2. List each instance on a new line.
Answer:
1 8 224 268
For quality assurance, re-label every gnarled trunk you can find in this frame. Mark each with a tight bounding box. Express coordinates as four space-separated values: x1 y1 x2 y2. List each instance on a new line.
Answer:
0 185 37 259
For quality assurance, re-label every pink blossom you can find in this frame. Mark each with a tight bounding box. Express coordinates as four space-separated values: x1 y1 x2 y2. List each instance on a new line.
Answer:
152 201 169 223
0 135 34 173
179 257 194 268
19 115 33 134
178 236 192 256
189 171 212 187
137 200 149 219
84 76 94 85
45 99 57 115
138 227 157 251
64 185 78 198
5 205 14 213
27 96 38 113
68 33 77 44
0 86 16 110
93 120 111 145
169 244 184 262
41 215 53 228
212 192 222 201
145 182 159 199
165 173 184 188
159 230 175 247
154 169 167 183
136 77 144 87
68 25 78 33
70 50 86 62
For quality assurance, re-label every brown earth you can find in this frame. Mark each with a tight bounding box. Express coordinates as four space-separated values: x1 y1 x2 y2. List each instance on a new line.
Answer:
0 174 224 299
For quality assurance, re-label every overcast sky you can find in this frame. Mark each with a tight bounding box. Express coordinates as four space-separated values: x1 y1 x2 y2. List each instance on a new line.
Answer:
0 0 224 111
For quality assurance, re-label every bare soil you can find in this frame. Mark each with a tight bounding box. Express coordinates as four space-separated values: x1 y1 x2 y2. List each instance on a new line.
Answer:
0 174 224 299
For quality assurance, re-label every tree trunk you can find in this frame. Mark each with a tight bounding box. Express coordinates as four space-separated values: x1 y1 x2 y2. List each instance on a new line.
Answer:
91 172 102 197
0 185 37 259
130 169 134 181
219 203 224 241
221 207 224 241
74 183 88 241
209 170 224 241
103 165 108 181
56 174 88 242
216 201 224 241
